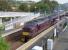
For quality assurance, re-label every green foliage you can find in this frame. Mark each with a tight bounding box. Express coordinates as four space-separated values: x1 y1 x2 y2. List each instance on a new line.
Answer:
50 1 58 11
30 4 37 12
19 3 28 12
0 23 5 35
0 24 4 30
36 2 50 13
0 1 11 11
63 22 67 28
0 0 58 12
42 0 58 13
0 37 10 50
18 0 58 13
0 23 10 50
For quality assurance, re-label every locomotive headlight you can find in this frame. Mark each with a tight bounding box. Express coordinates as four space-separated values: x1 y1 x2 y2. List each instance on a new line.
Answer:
22 32 29 35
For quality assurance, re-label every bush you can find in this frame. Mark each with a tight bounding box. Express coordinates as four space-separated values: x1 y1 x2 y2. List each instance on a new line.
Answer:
0 23 10 50
0 37 10 50
63 22 67 28
0 23 5 35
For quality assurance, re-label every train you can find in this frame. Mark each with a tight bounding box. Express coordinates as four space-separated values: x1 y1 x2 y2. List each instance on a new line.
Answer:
22 14 63 42
5 14 64 43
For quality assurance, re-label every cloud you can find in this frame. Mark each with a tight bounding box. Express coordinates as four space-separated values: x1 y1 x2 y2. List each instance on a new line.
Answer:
32 0 41 2
21 0 41 2
55 0 68 4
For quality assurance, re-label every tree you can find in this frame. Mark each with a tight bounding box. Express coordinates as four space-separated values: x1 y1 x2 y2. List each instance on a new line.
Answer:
50 1 58 12
36 2 50 13
0 37 10 50
42 0 58 13
0 0 12 11
34 0 58 13
0 23 5 35
18 0 58 13
18 3 28 12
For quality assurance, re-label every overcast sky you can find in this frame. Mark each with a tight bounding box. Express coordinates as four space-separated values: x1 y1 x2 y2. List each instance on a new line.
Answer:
55 0 68 4
22 0 41 2
33 0 68 4
22 0 68 4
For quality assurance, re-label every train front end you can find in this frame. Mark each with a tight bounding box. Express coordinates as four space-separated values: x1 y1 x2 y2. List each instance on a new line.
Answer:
22 27 31 42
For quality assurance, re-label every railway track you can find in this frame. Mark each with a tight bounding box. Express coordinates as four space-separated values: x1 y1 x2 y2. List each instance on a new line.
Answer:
3 15 66 50
4 21 58 50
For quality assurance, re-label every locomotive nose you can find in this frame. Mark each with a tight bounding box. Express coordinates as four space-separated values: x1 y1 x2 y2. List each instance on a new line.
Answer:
22 32 29 36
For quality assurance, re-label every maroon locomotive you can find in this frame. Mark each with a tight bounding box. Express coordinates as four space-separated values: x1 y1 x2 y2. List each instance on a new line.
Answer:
5 14 64 42
22 15 58 42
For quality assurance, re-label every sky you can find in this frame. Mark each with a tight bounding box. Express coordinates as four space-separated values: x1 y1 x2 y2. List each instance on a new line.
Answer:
55 0 68 4
21 0 41 2
31 0 68 4
19 0 68 4
31 0 41 2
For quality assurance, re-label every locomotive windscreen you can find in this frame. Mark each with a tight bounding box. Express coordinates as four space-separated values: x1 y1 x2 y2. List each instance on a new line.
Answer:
23 27 31 35
23 27 31 32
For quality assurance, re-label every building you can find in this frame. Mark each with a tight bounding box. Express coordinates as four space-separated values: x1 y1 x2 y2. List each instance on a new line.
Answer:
0 12 40 31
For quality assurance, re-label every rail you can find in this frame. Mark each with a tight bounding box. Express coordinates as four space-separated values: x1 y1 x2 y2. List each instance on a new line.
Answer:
2 27 22 37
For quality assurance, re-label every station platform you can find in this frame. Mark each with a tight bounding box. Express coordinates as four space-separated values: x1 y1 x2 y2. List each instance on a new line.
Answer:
53 26 68 50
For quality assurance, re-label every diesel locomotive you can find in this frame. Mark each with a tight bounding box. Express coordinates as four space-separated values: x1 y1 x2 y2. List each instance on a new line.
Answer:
22 15 60 42
5 14 64 42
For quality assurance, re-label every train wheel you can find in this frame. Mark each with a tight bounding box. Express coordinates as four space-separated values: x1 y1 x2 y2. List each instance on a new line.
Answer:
21 36 30 43
21 38 25 43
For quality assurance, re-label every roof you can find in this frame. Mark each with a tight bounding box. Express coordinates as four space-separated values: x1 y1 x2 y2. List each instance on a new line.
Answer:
24 17 49 28
0 12 35 17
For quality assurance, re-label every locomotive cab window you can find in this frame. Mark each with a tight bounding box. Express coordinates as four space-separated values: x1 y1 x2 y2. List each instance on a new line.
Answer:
23 28 31 32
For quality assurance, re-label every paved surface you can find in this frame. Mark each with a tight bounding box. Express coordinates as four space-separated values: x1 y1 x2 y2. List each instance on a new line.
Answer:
53 26 68 50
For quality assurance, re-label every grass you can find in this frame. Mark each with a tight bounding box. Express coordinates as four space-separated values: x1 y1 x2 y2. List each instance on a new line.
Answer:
0 37 10 50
